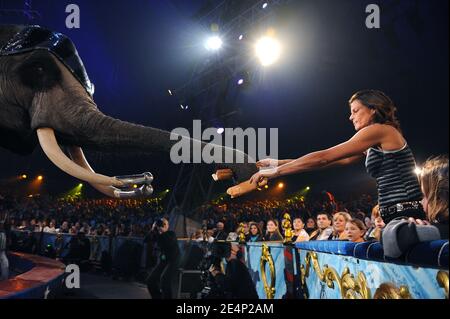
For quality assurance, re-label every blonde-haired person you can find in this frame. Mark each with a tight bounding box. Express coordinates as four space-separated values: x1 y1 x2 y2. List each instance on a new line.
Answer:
331 212 352 240
383 156 449 258
365 205 385 241
345 219 367 243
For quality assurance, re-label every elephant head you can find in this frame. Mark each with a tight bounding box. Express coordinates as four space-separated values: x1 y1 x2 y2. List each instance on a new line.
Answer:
0 25 257 198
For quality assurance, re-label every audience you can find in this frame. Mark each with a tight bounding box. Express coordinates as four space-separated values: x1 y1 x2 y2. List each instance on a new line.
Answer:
365 205 385 241
246 222 264 242
292 217 309 242
305 217 317 235
265 219 283 241
345 219 366 243
383 156 449 258
309 213 333 240
331 212 352 240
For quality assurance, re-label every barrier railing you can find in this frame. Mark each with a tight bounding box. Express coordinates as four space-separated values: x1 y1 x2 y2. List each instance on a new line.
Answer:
8 231 449 299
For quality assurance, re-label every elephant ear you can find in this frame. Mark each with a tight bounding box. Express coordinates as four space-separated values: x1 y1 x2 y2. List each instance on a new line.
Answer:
17 50 62 92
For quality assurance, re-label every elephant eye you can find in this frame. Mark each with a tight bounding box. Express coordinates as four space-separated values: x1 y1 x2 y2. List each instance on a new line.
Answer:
17 52 62 92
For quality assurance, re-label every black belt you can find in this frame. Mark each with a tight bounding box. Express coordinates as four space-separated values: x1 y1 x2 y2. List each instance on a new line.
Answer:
379 201 423 217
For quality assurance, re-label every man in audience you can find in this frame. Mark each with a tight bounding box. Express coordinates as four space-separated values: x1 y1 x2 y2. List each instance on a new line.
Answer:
309 213 333 240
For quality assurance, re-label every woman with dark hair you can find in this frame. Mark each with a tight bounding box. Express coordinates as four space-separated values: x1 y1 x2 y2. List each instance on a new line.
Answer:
292 217 309 242
251 90 425 224
246 222 264 242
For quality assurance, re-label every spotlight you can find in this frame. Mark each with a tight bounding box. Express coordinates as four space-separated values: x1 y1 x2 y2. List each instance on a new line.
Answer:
278 182 284 189
133 184 138 189
262 2 268 9
217 127 225 134
255 36 281 66
414 167 422 176
78 183 83 187
21 174 27 179
264 185 269 189
238 34 244 41
306 186 310 190
205 36 223 51
237 78 244 85
165 189 170 192
37 175 43 181
168 89 173 96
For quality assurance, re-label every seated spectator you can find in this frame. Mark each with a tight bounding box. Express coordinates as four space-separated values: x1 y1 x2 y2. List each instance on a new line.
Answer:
345 219 366 243
265 219 283 241
44 221 57 233
246 222 264 242
305 217 317 235
309 213 333 240
364 216 373 231
331 212 351 240
365 205 385 241
383 156 449 258
292 217 309 242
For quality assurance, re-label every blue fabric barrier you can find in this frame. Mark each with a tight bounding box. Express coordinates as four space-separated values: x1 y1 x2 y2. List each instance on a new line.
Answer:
296 240 449 269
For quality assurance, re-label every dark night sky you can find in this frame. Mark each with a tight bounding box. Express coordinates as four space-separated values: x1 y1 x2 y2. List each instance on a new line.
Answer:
0 0 448 199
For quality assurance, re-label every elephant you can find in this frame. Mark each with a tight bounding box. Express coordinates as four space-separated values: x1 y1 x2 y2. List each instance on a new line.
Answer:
0 25 257 198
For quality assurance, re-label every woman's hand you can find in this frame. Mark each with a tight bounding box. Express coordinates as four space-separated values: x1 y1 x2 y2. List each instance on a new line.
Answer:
407 218 431 225
249 167 279 186
256 158 278 168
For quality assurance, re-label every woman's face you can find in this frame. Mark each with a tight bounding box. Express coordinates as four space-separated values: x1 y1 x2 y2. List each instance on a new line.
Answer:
250 225 258 236
345 222 365 242
333 215 346 233
267 221 277 233
364 217 372 229
293 219 304 231
374 217 385 229
306 218 315 228
349 100 375 131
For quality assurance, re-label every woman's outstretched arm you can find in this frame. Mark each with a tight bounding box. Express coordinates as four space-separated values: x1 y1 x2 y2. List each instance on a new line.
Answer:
250 124 384 185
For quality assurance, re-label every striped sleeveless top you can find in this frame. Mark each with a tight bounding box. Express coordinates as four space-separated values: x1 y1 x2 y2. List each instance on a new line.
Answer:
365 143 422 209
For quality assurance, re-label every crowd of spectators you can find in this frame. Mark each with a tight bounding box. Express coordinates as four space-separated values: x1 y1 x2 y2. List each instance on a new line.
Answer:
0 196 164 238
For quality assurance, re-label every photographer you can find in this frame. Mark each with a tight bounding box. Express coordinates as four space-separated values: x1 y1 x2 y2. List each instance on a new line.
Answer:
146 218 180 299
207 243 259 299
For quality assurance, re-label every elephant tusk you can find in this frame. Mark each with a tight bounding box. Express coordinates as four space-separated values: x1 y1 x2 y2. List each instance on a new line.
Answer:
67 147 153 198
37 127 123 187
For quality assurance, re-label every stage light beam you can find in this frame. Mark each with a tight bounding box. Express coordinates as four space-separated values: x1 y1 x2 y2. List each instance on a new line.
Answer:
205 36 223 51
255 36 282 66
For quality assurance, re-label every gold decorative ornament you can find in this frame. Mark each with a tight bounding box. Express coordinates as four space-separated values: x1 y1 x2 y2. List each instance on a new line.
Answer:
373 283 412 299
238 222 246 244
260 244 276 299
282 213 293 243
437 271 449 299
300 251 371 299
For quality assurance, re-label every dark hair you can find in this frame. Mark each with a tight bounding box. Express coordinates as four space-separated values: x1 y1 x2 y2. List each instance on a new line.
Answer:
317 212 332 221
249 222 262 236
349 90 401 132
347 219 367 232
